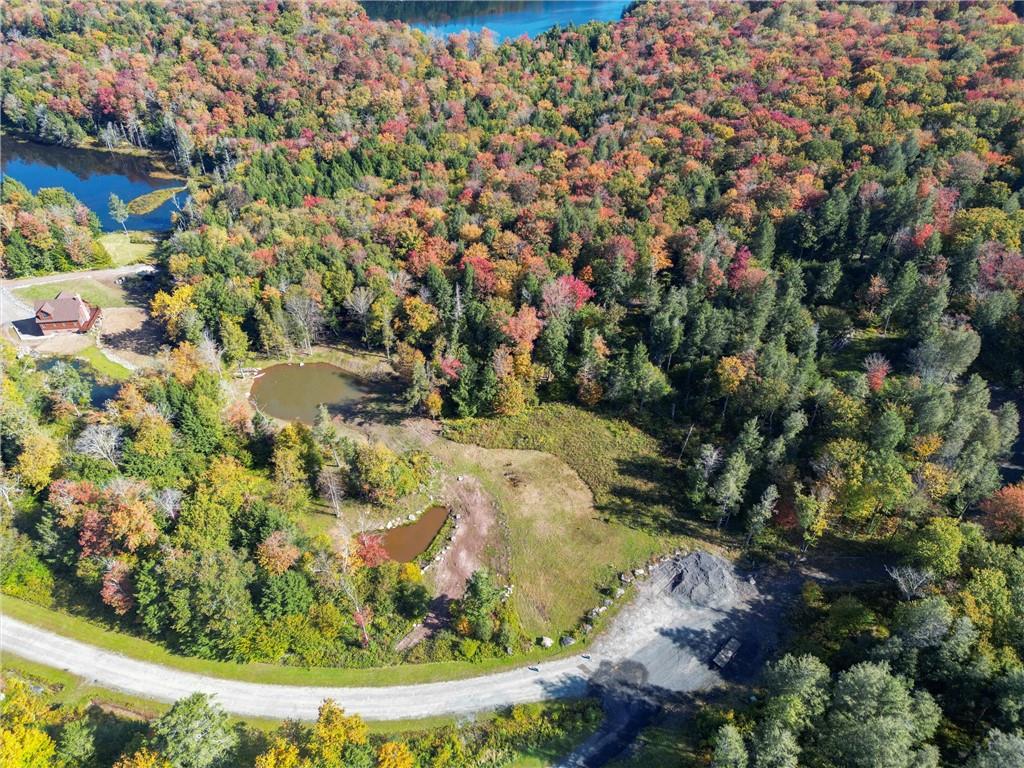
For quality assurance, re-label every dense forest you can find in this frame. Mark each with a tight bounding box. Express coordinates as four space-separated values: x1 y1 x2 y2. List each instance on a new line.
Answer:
2 0 1024 766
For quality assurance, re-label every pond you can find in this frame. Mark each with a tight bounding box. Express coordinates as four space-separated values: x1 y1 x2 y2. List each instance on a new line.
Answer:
249 362 375 423
362 0 631 40
380 505 450 562
37 357 121 409
1 137 182 231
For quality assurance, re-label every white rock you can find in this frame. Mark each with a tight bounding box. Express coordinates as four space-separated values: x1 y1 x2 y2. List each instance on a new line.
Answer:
540 636 554 648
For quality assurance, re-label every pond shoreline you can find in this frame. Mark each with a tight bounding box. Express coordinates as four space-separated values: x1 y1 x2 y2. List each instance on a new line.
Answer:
1 130 182 178
2 134 186 231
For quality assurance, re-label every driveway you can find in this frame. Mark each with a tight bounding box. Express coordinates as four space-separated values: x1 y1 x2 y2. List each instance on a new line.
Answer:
0 553 762 722
1 264 156 329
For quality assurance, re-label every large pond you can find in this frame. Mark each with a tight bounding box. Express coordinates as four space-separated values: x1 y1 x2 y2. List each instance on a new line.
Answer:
362 0 631 40
380 505 450 562
249 362 374 423
1 137 181 231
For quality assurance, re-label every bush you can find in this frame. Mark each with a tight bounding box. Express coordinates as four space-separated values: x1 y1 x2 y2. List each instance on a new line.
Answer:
0 533 55 603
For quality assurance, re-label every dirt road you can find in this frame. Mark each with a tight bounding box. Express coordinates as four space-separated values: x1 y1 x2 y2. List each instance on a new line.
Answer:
0 553 757 721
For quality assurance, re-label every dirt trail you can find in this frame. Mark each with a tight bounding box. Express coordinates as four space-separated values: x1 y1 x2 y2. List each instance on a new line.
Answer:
394 420 502 651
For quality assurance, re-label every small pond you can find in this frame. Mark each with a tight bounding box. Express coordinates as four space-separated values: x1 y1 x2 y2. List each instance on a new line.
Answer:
1 137 182 231
380 505 450 562
249 362 374 423
36 357 121 409
362 0 631 40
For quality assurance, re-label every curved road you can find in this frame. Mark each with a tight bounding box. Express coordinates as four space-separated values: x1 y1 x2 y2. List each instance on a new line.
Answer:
0 556 754 721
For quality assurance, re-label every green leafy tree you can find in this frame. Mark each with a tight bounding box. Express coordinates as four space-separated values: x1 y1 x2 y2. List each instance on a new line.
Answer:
910 518 964 578
150 694 237 768
969 730 1024 768
762 653 831 733
820 662 940 768
711 724 748 768
109 193 130 233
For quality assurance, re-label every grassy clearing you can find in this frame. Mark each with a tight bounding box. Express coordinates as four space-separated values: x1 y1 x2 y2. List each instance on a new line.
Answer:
821 327 906 375
498 448 662 636
16 277 127 308
448 403 685 529
98 231 156 266
1 596 583 687
446 403 683 534
445 403 689 636
605 727 695 767
126 186 186 215
77 344 132 380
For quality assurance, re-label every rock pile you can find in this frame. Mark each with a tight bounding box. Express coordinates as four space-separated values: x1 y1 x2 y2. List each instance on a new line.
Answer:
669 551 740 610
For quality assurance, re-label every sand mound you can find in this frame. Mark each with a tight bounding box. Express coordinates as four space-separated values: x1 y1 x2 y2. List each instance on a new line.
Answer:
669 551 739 610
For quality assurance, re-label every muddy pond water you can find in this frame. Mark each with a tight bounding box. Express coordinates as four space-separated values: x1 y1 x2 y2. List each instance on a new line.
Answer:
380 505 450 562
249 362 374 423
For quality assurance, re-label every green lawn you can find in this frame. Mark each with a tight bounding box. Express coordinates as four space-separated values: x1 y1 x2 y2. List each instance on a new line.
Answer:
16 278 128 308
77 344 132 380
98 231 157 266
605 722 698 767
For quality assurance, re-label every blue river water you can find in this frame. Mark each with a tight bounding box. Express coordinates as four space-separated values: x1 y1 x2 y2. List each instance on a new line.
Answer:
1 137 180 231
362 0 631 40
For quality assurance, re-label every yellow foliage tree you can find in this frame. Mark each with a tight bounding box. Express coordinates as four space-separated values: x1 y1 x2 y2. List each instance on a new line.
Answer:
113 747 172 768
716 355 749 395
424 390 443 419
150 284 197 338
0 680 56 768
0 725 56 768
14 432 60 491
167 342 202 385
309 700 368 765
254 737 300 768
377 741 415 768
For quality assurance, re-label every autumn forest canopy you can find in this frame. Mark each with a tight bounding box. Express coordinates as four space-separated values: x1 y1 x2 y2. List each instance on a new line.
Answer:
2 1 1024 766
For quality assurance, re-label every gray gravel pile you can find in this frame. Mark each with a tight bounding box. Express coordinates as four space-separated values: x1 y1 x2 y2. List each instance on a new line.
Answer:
669 551 739 609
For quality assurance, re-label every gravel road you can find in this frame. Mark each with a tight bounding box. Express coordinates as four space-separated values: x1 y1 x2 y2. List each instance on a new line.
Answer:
0 553 762 721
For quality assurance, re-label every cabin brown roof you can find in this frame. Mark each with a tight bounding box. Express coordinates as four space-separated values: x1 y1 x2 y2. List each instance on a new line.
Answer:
34 291 94 325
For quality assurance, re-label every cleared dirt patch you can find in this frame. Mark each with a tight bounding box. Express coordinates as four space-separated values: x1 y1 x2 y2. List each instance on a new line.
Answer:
99 307 162 368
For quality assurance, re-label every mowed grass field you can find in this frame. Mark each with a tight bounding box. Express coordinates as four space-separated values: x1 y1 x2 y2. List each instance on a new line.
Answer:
98 231 156 266
16 277 128 308
446 403 687 636
77 344 133 380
